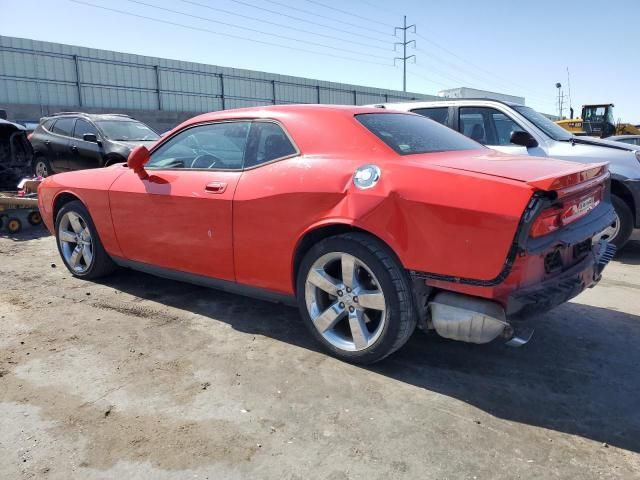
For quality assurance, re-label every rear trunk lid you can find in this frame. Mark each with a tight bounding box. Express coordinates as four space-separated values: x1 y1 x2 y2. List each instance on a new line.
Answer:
428 151 608 192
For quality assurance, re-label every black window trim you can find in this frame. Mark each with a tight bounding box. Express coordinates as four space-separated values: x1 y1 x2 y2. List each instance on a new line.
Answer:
146 118 300 172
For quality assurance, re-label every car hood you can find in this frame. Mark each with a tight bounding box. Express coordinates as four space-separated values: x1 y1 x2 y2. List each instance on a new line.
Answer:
110 139 158 149
425 150 607 191
567 136 640 151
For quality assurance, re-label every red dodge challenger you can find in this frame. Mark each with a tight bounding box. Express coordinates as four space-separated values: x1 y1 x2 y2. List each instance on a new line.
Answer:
38 105 616 363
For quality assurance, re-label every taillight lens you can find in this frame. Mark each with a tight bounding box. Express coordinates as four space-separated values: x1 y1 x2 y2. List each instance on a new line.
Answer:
27 133 33 141
530 187 603 238
530 208 563 237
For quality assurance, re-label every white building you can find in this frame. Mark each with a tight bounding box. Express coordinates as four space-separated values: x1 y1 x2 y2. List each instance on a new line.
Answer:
438 87 525 105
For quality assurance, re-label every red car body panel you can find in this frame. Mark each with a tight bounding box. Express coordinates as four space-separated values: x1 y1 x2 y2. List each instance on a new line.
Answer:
39 105 613 312
108 168 241 281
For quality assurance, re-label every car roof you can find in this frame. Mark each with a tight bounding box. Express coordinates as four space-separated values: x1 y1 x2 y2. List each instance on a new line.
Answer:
182 104 415 125
45 112 134 121
367 98 524 110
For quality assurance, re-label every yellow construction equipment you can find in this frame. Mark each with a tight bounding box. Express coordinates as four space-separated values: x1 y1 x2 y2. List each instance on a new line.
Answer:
556 103 640 138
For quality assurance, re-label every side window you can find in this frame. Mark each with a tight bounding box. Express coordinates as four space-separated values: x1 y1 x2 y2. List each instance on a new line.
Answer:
411 107 449 125
459 107 524 146
245 121 297 168
43 119 56 131
74 119 99 140
146 122 250 170
51 118 75 137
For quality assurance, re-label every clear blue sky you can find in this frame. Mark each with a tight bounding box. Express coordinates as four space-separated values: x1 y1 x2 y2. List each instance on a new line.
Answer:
1 0 638 122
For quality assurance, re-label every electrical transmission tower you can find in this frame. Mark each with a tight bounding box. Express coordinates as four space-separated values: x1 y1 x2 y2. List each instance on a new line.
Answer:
394 15 416 92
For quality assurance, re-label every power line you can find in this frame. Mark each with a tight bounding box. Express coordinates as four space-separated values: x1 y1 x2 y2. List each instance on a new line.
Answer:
350 0 402 16
70 0 395 68
407 71 451 90
255 0 393 38
122 0 390 61
303 0 394 28
179 0 391 52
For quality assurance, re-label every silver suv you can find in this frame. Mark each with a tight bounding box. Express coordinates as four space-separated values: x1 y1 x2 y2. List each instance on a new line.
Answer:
373 99 640 248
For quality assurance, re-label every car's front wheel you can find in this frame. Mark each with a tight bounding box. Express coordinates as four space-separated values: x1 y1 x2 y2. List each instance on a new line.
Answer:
296 233 417 364
55 200 116 279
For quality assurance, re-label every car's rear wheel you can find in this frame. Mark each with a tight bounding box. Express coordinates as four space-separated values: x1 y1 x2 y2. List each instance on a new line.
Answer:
55 200 116 279
33 156 51 178
594 194 633 249
296 233 417 364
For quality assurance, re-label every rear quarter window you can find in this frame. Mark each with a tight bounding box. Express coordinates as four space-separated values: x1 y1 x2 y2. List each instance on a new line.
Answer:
356 113 482 155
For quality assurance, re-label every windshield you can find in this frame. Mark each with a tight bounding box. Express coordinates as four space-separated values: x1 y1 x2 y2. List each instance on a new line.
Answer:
356 113 483 155
512 105 573 141
95 120 159 141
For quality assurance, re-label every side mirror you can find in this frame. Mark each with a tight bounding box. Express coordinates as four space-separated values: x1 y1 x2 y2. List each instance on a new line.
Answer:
128 145 150 180
510 130 538 148
83 133 99 143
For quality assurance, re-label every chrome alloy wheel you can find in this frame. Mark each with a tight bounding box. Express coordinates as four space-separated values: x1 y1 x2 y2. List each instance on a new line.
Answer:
593 212 620 243
304 252 387 352
58 211 94 274
34 160 49 177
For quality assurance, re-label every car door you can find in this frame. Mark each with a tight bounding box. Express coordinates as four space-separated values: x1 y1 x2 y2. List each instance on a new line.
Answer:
109 121 251 281
458 107 530 155
69 118 103 170
49 117 76 171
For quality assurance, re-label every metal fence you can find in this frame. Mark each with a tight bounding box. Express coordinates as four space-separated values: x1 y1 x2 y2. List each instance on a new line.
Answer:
0 36 436 113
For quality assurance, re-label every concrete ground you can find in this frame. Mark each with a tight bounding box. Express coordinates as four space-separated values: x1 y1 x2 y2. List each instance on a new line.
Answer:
1 228 639 480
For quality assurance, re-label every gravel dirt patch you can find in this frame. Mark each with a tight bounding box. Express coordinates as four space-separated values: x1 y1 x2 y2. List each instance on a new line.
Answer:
1 227 639 479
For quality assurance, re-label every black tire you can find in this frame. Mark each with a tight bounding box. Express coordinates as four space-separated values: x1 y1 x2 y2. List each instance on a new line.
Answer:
33 155 52 178
55 200 117 279
27 210 42 226
296 233 417 364
6 217 22 234
610 194 634 250
103 155 126 168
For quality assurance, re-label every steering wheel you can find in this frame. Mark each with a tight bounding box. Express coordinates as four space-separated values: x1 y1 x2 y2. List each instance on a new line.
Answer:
190 154 220 169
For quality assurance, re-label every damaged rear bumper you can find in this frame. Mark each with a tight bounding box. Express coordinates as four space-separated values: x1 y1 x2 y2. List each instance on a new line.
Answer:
506 240 616 319
423 240 616 346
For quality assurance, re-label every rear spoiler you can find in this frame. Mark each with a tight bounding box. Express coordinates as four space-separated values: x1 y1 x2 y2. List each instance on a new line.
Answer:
526 163 608 195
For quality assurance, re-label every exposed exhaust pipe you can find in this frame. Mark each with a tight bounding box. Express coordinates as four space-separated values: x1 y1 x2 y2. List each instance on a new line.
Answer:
428 292 533 346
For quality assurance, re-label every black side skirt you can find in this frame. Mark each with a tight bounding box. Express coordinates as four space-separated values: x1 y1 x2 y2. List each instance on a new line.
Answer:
112 257 297 307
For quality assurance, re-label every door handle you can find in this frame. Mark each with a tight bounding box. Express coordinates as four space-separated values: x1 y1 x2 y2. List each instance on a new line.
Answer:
70 145 78 152
205 181 227 194
44 140 50 146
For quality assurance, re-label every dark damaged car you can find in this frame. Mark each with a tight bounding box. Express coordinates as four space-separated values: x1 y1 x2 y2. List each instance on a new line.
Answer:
29 113 159 177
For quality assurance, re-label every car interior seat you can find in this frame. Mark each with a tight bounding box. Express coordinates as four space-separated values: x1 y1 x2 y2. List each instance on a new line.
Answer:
470 124 485 143
263 134 293 162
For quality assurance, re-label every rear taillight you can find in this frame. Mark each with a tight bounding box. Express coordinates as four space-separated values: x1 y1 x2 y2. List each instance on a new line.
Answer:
530 207 562 237
27 133 33 141
530 186 603 238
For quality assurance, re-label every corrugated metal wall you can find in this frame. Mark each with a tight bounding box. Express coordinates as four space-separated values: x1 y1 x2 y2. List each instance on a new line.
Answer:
0 35 436 113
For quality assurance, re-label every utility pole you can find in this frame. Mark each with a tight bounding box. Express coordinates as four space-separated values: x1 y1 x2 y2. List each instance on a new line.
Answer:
556 82 563 119
394 16 415 92
566 67 573 118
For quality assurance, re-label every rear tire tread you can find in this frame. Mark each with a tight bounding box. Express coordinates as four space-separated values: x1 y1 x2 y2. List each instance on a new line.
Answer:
297 232 417 364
